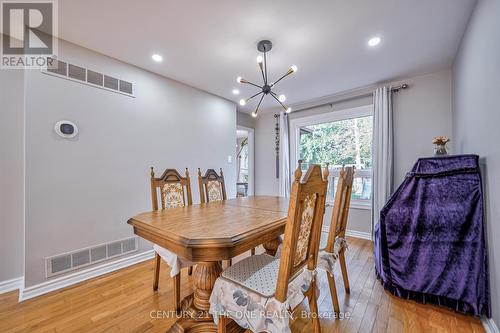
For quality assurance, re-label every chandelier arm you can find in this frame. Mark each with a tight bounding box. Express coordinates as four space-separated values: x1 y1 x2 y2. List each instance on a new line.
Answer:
272 69 294 87
241 80 262 89
246 91 264 102
254 93 265 115
270 92 289 111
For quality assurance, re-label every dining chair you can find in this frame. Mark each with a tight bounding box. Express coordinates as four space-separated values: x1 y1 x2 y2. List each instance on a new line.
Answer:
198 168 257 261
318 166 355 315
150 167 193 314
209 161 329 333
198 168 227 203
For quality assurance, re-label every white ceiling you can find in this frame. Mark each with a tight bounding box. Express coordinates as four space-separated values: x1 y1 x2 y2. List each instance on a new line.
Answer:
57 0 476 113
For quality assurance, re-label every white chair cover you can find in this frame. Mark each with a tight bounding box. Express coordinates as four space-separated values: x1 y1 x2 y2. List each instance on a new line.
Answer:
153 244 193 277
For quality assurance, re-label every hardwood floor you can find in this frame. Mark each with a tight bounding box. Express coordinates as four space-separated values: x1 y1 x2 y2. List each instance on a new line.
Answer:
0 237 484 333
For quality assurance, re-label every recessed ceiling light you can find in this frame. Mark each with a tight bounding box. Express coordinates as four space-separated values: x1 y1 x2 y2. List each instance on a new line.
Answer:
152 54 163 62
232 89 240 95
368 37 381 47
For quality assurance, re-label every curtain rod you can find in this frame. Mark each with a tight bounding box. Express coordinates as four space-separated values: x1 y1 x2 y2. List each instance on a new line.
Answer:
273 83 409 117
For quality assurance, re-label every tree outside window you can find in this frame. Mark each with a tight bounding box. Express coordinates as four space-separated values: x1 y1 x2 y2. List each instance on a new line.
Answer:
298 115 373 204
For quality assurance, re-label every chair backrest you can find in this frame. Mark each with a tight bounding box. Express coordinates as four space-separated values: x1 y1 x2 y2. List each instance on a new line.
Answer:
197 168 227 203
325 166 355 253
150 167 193 210
275 161 329 302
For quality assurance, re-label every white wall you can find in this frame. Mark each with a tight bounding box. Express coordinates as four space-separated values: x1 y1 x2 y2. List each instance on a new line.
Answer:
453 0 500 324
23 40 237 287
0 67 25 282
393 71 453 185
254 70 452 235
236 111 256 129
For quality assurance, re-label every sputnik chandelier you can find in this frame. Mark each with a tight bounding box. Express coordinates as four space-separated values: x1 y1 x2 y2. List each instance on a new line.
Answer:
237 40 297 117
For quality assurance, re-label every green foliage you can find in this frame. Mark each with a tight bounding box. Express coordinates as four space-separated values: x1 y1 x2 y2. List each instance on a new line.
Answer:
299 116 373 169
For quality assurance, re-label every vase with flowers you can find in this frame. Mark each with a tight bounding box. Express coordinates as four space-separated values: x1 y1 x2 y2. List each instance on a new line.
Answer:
433 136 450 156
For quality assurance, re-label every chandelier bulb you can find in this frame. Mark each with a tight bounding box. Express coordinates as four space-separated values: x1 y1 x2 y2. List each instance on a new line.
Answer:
239 99 246 106
290 65 298 73
236 76 242 83
252 111 258 118
286 107 292 113
256 55 263 64
278 94 286 102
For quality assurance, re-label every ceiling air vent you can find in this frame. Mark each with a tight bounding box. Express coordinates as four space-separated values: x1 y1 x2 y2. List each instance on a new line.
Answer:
41 58 134 97
45 236 139 277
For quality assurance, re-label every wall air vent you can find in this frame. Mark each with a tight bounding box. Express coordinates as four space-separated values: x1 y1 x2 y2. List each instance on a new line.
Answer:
103 75 119 90
45 236 139 277
47 59 67 76
42 58 135 98
87 70 103 86
119 80 133 94
68 64 86 81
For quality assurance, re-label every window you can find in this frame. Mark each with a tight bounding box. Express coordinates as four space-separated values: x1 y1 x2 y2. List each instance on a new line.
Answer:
291 105 373 209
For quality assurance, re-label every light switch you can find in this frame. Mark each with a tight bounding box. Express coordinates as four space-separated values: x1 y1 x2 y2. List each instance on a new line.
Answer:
227 155 233 163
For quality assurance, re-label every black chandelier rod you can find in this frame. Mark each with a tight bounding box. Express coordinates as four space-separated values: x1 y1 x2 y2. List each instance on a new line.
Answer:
258 58 266 84
240 79 262 89
246 90 263 102
272 68 294 87
254 93 265 115
263 48 268 84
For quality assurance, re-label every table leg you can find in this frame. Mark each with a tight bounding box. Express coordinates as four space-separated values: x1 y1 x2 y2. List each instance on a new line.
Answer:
263 236 282 256
167 261 244 333
193 261 222 311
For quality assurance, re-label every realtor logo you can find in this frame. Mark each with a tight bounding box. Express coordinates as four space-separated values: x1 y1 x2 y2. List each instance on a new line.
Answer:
1 0 58 68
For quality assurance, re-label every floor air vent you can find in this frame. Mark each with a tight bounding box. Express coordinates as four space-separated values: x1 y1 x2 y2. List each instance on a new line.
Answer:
43 58 135 98
45 236 138 277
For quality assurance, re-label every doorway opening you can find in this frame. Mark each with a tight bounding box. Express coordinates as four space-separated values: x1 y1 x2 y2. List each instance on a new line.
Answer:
236 126 254 197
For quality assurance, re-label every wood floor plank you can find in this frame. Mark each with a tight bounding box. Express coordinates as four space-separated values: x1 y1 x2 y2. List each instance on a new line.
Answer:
0 238 484 333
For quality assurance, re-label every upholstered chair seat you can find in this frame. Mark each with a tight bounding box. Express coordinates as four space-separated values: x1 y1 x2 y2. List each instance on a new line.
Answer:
209 254 315 333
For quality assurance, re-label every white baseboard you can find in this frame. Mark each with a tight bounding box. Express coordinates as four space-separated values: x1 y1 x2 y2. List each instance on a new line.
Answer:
0 276 24 295
345 229 372 240
483 317 500 333
20 250 154 302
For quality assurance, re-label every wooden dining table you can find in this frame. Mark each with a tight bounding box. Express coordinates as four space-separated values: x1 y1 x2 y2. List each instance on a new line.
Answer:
127 195 289 333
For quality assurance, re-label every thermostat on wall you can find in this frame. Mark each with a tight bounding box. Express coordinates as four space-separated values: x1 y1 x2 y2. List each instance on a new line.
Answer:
54 120 78 139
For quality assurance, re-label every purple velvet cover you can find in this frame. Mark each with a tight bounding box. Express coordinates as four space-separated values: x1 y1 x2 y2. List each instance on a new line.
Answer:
374 155 490 317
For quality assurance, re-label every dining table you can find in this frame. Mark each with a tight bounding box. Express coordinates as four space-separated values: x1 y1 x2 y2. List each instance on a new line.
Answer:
127 195 289 333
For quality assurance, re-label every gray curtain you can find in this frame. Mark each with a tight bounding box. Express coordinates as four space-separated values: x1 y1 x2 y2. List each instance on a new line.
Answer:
372 86 394 237
278 112 291 197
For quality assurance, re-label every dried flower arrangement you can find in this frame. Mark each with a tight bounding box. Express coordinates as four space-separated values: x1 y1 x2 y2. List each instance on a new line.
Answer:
433 136 450 155
432 136 450 145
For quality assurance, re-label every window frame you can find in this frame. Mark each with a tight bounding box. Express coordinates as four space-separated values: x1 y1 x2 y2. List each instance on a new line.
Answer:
289 104 374 210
